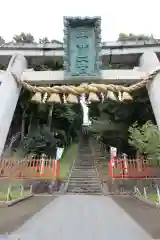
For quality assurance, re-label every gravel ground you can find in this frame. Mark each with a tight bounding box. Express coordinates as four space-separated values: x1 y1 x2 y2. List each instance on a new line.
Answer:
0 196 55 235
9 194 151 240
112 195 160 239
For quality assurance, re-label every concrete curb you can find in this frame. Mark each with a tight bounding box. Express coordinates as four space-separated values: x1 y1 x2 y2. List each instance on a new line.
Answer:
60 157 77 194
101 181 109 195
134 194 160 208
3 194 34 207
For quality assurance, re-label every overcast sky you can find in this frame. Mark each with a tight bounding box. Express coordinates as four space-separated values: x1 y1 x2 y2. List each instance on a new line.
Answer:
0 0 159 42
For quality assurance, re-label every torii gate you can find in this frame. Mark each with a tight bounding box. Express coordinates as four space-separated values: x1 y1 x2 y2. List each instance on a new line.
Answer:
0 16 160 156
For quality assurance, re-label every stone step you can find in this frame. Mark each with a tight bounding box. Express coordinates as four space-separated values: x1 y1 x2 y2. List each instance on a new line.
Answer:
74 166 95 168
73 167 95 169
66 142 102 195
74 167 95 169
67 186 102 190
74 166 94 168
76 159 93 161
75 162 94 164
71 178 99 183
79 152 92 154
77 156 92 158
77 155 92 157
69 179 99 182
68 183 102 188
71 172 97 177
72 172 96 175
71 176 98 179
79 151 91 153
69 178 100 182
71 173 97 176
72 169 97 172
69 180 99 183
75 160 93 162
72 170 96 172
72 168 96 170
72 171 96 173
78 154 92 156
72 169 96 172
71 175 98 181
74 163 94 165
75 161 94 163
67 188 102 193
77 192 102 196
68 184 101 188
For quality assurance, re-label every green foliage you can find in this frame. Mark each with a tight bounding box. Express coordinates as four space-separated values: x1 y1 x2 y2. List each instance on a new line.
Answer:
118 33 154 41
39 37 50 44
129 121 160 162
21 125 56 156
0 36 5 44
13 32 34 43
89 100 133 149
55 104 77 122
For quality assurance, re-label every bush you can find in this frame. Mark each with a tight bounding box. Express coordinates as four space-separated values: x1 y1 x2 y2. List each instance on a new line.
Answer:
129 121 160 163
21 126 56 157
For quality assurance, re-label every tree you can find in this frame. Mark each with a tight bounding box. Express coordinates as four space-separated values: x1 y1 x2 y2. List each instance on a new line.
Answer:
13 32 34 43
51 39 62 45
0 36 5 45
118 33 154 41
21 125 57 157
129 121 160 163
39 37 50 44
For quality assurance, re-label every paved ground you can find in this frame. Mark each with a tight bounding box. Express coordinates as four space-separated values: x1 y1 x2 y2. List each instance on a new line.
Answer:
0 196 55 235
112 195 160 239
9 194 151 240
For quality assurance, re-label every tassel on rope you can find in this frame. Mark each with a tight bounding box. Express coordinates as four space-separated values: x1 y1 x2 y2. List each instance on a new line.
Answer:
106 91 117 101
88 92 100 102
42 92 48 103
63 94 67 103
121 92 133 103
66 94 79 103
118 92 122 102
47 93 61 103
31 92 42 103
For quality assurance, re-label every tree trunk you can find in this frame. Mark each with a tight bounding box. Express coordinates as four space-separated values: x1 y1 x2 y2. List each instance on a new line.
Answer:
136 150 142 172
48 105 54 130
21 116 25 142
28 113 33 134
21 109 26 142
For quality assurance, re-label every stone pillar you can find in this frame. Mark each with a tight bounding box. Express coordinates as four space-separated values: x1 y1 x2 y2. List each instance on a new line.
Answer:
139 51 160 129
0 54 27 156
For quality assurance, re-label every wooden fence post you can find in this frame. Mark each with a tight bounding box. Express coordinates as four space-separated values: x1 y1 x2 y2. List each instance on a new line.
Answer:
6 184 12 202
40 154 45 176
156 184 160 204
20 185 24 197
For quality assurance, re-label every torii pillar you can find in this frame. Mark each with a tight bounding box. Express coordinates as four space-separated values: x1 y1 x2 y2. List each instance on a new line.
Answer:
0 54 27 157
139 51 160 129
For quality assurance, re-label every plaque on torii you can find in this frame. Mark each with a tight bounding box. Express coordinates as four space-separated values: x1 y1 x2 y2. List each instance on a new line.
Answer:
63 16 101 79
63 17 101 127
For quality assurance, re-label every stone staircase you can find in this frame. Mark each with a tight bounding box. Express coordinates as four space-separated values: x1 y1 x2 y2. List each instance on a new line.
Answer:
67 139 103 195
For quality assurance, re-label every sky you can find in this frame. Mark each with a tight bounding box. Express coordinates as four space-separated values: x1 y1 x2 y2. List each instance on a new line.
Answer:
0 0 160 42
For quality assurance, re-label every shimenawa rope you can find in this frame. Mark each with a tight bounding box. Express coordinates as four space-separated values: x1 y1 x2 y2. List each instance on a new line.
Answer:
15 67 160 103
